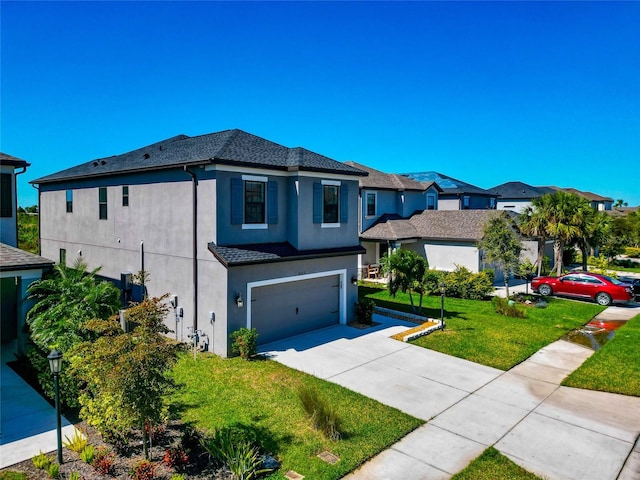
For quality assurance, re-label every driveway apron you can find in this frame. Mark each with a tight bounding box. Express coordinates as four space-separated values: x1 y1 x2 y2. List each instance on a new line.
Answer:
261 307 640 480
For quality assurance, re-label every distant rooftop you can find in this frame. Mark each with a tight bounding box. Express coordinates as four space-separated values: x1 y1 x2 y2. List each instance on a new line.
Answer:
32 129 367 184
488 181 555 199
403 171 492 196
344 161 441 192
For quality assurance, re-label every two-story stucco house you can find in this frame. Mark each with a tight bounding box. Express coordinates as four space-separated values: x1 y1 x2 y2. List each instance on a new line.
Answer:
32 130 366 356
1 153 54 356
404 171 497 210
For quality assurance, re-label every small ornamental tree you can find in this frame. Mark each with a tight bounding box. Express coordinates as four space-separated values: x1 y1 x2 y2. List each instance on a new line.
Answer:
71 295 183 459
478 212 522 298
380 249 430 314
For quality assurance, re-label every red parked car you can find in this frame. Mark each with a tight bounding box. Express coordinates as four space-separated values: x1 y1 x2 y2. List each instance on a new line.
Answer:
531 272 634 306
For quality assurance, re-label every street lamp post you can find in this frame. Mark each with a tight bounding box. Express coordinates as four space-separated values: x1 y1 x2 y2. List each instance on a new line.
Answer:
47 349 63 464
439 282 446 331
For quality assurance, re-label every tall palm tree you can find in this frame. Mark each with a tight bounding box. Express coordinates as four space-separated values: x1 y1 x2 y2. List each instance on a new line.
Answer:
519 199 552 277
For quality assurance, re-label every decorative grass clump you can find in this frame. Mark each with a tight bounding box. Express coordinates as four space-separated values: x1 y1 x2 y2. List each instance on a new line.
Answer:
201 428 272 479
298 384 342 441
63 428 88 453
31 451 51 470
79 444 95 464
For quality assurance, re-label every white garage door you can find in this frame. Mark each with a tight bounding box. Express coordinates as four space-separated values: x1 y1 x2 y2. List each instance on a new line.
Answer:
251 274 340 345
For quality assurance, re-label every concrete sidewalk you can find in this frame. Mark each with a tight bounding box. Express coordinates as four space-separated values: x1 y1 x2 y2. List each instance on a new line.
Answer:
262 309 640 480
0 345 75 469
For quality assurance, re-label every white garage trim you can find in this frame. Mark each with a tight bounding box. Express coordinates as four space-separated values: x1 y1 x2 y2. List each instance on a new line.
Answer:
245 269 347 329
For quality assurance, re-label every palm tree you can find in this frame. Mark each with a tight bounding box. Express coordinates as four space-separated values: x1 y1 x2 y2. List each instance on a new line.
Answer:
379 249 428 314
572 209 611 271
519 198 552 277
26 258 121 351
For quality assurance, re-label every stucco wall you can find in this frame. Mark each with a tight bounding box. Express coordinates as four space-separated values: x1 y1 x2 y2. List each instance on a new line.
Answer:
413 240 480 272
497 199 532 213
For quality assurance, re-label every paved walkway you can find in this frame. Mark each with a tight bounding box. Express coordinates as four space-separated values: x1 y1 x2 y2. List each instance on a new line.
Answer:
261 305 640 480
0 344 74 469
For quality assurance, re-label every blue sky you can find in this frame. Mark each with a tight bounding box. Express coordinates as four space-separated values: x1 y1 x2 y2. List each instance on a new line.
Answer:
2 1 639 207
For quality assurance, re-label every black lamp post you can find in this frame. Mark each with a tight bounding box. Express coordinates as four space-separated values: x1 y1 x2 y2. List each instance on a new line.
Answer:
47 349 63 464
439 282 446 331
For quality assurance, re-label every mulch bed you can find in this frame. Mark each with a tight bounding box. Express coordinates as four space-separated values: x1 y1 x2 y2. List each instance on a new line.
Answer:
1 420 233 479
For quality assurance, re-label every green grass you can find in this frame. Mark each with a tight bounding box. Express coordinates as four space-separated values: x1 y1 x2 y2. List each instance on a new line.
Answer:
360 284 604 370
170 353 423 480
563 313 640 396
451 447 543 480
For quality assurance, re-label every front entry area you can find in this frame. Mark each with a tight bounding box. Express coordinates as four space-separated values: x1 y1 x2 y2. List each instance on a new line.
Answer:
249 273 342 345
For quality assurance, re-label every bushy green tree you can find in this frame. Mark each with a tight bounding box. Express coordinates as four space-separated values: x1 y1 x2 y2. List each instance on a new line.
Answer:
478 212 522 298
71 296 183 459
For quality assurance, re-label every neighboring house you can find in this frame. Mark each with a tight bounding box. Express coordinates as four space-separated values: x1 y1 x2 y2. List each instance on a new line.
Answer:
0 153 54 356
553 187 613 212
404 171 497 210
31 130 366 356
487 181 555 213
343 161 442 271
361 209 538 283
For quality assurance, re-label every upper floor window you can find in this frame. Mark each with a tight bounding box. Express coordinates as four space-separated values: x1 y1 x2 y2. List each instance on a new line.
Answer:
462 195 470 209
427 194 436 210
313 180 348 227
66 190 73 213
99 187 108 219
230 176 278 228
0 174 12 218
489 197 496 209
122 186 129 207
366 192 376 217
244 180 265 224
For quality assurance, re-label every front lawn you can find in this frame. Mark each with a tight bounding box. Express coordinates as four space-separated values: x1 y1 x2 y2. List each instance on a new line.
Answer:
360 284 604 370
563 313 640 396
170 353 422 480
451 447 542 480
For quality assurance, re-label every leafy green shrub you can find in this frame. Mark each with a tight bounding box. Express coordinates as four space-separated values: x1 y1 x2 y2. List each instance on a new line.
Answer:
31 451 51 469
230 328 259 360
63 428 87 453
79 444 95 464
201 428 272 479
625 247 640 258
354 298 375 325
440 266 494 300
45 463 59 479
130 460 156 480
298 384 342 441
492 297 525 318
0 471 27 480
92 447 115 475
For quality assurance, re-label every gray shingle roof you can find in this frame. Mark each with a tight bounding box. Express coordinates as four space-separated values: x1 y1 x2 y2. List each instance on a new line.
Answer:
403 171 492 196
208 241 365 267
344 162 438 192
487 182 554 199
0 153 30 168
32 129 367 184
0 243 54 271
361 210 516 242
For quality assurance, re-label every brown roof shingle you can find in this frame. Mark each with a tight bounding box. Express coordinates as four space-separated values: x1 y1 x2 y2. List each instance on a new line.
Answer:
0 243 54 271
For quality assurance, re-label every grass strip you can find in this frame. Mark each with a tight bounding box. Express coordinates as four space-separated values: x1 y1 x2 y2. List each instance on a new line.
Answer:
170 353 422 480
360 284 604 370
563 313 640 396
451 447 543 480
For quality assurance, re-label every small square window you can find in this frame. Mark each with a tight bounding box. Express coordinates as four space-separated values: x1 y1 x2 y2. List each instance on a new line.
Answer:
122 186 129 207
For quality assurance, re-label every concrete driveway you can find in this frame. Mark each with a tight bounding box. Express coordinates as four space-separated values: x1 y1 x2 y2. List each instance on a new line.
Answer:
261 312 640 480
